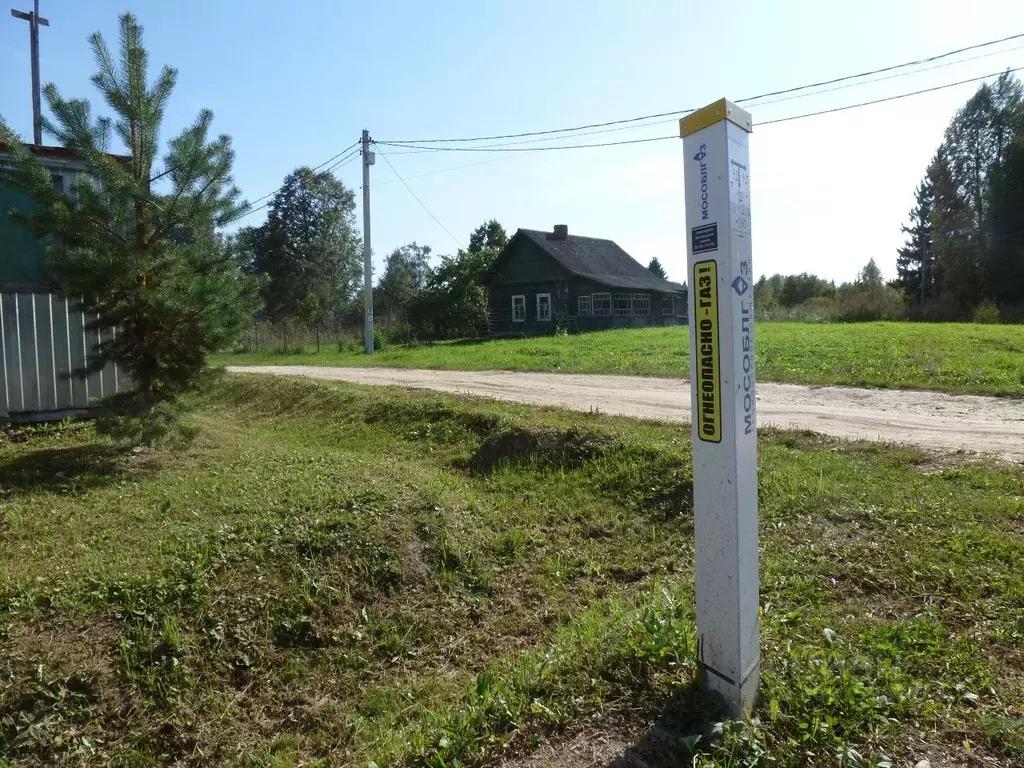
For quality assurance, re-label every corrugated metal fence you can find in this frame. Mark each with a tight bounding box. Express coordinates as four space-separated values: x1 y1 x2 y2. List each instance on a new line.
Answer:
1 290 122 422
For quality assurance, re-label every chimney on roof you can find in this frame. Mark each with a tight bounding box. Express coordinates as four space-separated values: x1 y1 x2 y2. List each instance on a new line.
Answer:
551 224 568 240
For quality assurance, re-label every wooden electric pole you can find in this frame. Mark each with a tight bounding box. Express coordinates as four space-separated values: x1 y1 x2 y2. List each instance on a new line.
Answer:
361 129 375 354
10 0 49 145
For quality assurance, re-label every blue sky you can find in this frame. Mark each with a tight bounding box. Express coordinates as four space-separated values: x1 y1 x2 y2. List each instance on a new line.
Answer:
2 0 1022 284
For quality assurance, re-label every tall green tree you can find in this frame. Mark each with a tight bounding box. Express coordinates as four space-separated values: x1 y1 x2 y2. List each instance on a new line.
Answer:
647 257 667 279
244 167 361 324
377 242 431 324
929 147 982 309
0 12 259 440
856 258 884 288
468 218 507 254
924 73 1024 310
894 177 935 306
986 128 1024 304
779 273 835 307
754 274 785 309
410 220 506 339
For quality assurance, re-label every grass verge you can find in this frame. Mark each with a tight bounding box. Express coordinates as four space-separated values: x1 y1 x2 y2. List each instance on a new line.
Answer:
0 375 1022 766
215 322 1024 397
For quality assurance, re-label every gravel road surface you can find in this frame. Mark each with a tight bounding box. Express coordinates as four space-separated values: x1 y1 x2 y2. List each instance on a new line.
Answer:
229 366 1024 462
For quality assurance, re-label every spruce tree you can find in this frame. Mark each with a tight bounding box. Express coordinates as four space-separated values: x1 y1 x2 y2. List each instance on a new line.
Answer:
647 257 667 279
895 178 935 306
0 13 259 441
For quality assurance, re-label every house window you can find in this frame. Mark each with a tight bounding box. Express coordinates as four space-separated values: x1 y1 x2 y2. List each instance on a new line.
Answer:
592 293 611 315
537 293 552 322
633 293 651 315
51 173 64 194
512 295 525 322
578 295 592 316
613 294 632 315
662 296 675 315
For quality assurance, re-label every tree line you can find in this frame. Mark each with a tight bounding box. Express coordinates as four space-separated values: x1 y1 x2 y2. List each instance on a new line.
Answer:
232 163 511 347
754 259 906 322
895 72 1024 321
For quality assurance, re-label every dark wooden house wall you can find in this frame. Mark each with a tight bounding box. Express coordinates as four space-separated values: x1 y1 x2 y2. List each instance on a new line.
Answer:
486 239 687 336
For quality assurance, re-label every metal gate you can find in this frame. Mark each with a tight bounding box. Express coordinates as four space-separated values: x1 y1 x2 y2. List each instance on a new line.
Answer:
1 290 122 423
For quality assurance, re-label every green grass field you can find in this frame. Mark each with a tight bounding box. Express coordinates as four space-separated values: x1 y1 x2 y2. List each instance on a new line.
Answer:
1 375 1022 766
219 322 1024 397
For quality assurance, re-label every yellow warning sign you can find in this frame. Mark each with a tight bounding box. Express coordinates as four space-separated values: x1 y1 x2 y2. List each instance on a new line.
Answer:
694 259 721 443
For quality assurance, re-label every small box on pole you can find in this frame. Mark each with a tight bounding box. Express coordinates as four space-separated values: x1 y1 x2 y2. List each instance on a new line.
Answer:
679 98 759 717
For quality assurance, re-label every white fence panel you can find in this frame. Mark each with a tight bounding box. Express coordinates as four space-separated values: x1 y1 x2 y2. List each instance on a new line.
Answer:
0 291 123 422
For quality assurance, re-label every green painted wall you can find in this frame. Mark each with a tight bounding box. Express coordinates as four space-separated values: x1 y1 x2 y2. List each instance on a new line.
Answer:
0 186 48 284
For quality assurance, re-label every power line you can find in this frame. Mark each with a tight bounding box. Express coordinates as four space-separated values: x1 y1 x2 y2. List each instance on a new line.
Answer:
758 66 1024 125
380 43 1024 157
378 135 679 153
241 140 360 212
738 32 1024 103
231 142 361 222
377 66 1023 154
379 42 1024 157
373 143 464 249
378 152 522 184
323 147 362 175
743 41 1024 110
381 31 1024 145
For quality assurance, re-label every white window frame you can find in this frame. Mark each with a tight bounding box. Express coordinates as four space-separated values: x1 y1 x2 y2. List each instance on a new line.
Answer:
613 293 632 315
632 293 651 315
536 293 552 322
577 295 592 316
662 295 675 315
592 292 611 316
512 294 526 322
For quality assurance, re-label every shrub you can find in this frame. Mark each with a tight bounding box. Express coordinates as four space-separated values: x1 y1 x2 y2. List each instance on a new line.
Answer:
756 296 838 323
835 285 906 322
905 297 970 322
973 300 1001 324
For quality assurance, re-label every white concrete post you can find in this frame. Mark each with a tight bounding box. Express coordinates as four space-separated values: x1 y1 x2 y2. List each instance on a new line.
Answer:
679 98 759 717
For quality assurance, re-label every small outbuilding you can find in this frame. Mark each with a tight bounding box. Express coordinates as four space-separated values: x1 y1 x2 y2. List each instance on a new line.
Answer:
483 225 687 336
1 143 122 422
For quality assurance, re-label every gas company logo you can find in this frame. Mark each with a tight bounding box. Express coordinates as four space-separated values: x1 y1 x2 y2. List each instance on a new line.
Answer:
694 144 709 221
731 276 749 296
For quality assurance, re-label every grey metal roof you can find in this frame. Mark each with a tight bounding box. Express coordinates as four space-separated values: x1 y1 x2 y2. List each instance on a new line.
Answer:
516 228 686 293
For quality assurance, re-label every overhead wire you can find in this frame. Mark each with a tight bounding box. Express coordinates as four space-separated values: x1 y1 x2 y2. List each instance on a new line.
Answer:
381 41 1024 155
378 152 522 184
372 143 464 249
376 65 1024 154
743 41 1024 109
757 65 1024 125
233 35 1024 223
380 31 1024 145
232 142 361 222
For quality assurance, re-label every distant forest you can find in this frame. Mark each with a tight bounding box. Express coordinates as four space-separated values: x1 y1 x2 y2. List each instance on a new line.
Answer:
758 72 1024 324
893 72 1024 320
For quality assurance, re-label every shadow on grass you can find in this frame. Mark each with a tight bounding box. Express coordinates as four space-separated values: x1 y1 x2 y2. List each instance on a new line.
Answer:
609 682 734 768
0 444 154 496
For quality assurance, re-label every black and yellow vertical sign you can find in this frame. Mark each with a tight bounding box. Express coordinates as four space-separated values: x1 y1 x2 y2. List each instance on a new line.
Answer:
694 259 721 443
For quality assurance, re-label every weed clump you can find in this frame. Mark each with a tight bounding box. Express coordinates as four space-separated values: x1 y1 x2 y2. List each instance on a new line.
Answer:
468 427 614 475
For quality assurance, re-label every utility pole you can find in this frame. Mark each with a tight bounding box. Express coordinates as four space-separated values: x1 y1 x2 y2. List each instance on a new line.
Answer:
361 129 375 354
11 0 49 145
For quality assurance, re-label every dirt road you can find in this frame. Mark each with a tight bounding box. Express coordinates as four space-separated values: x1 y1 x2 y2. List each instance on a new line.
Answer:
229 366 1024 462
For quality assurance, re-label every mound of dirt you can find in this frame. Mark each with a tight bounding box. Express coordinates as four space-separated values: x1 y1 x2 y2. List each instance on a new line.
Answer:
468 427 615 475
